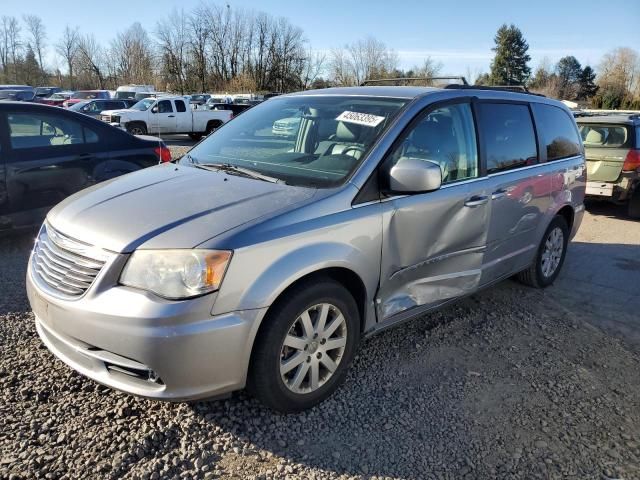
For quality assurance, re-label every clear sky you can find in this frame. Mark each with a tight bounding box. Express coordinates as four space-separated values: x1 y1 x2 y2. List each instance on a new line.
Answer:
4 0 639 76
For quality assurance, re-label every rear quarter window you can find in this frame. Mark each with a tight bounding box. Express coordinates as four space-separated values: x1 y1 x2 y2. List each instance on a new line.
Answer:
532 103 582 160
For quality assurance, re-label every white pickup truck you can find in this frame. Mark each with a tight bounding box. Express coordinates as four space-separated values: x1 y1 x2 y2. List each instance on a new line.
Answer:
100 96 232 140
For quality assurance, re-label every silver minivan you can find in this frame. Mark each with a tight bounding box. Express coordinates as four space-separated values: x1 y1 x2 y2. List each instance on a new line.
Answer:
27 86 586 412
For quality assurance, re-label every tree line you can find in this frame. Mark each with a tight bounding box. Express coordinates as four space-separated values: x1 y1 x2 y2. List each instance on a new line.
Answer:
0 9 638 108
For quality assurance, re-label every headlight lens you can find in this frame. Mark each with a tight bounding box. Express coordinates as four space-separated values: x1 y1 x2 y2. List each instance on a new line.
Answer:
120 249 232 299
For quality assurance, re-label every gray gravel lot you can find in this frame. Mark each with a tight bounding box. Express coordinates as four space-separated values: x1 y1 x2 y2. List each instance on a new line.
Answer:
1 200 640 480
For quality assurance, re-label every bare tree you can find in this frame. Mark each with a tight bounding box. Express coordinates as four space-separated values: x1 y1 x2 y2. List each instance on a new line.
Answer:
55 26 79 88
110 23 153 86
156 9 189 93
330 37 398 86
301 48 326 89
3 17 22 83
77 34 106 88
23 15 46 80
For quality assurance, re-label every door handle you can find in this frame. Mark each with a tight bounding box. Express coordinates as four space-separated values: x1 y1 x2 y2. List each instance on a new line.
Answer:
168 115 175 118
464 195 489 207
491 189 508 200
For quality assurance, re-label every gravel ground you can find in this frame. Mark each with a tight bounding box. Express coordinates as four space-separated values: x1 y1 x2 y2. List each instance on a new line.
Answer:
1 207 640 480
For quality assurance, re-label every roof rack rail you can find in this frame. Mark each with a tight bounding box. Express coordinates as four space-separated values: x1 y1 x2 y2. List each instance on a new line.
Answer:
360 76 469 87
444 84 545 96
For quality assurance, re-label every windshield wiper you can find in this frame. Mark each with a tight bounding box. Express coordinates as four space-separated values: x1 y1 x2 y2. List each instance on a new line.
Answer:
195 162 281 184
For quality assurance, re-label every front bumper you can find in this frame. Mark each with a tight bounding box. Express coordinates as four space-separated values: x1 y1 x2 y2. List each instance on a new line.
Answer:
27 262 267 401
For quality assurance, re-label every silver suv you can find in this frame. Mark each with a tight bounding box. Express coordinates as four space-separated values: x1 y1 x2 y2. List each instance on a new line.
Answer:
27 86 586 412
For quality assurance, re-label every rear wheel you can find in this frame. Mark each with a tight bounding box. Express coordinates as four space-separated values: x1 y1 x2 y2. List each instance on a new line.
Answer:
517 216 569 288
628 188 640 219
248 278 360 413
206 121 222 136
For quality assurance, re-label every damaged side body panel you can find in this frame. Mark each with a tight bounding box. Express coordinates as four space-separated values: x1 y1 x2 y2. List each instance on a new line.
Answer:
377 181 491 320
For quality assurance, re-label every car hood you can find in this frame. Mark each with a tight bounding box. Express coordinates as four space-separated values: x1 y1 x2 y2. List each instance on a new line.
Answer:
100 109 131 117
47 163 317 253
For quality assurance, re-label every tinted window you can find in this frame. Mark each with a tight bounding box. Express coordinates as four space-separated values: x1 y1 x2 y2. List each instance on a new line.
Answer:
532 104 582 160
386 102 479 184
8 112 86 149
157 100 173 113
175 100 186 112
84 128 99 143
478 103 537 173
578 123 630 149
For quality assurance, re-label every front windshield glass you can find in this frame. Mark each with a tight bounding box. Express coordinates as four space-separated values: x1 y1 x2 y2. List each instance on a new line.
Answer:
69 101 89 111
183 95 408 187
115 91 135 99
72 91 97 99
130 98 155 111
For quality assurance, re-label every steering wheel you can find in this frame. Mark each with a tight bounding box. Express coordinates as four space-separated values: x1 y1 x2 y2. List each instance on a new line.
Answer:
341 145 366 157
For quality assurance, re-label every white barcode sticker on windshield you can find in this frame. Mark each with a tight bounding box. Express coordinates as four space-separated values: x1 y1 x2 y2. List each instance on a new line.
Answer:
336 111 385 127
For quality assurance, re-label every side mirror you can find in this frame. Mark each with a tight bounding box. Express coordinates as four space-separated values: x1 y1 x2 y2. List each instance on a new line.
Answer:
388 157 442 193
151 106 158 113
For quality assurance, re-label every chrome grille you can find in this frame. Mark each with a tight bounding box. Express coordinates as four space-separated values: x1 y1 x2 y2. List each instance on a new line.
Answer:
31 224 110 297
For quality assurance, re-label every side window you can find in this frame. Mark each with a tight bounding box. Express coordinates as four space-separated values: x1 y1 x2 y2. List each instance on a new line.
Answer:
477 103 538 174
157 100 173 113
532 104 582 160
84 128 99 144
175 100 186 112
386 102 479 184
7 112 86 149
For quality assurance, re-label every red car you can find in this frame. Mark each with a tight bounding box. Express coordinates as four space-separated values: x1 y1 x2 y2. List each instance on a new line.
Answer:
63 90 110 107
38 91 74 107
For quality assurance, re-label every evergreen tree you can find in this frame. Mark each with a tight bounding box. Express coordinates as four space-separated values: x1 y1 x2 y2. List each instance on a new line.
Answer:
489 24 531 85
556 56 582 99
577 65 598 100
22 45 40 86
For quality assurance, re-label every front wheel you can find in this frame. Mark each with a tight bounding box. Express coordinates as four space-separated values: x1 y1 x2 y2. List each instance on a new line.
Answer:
517 216 569 288
126 123 147 136
248 278 360 413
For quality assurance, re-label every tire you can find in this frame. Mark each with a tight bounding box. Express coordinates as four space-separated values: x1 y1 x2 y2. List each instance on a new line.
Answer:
189 133 203 141
248 278 360 413
627 188 640 219
517 216 569 288
206 121 222 135
126 123 147 136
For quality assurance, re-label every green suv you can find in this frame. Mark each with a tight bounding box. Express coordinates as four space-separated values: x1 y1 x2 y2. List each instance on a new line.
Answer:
577 113 640 218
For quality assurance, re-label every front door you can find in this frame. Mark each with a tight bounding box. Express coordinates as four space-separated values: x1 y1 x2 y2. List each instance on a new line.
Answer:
377 101 491 320
2 110 104 228
150 99 176 134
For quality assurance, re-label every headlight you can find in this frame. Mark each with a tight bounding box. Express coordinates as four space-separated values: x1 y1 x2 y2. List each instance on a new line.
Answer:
120 249 232 299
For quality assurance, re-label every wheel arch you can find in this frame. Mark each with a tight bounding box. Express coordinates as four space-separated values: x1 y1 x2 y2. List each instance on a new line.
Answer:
555 204 575 232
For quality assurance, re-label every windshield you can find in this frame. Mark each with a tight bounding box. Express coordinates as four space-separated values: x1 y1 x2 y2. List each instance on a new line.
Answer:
115 91 136 99
579 124 632 148
35 88 54 97
0 90 33 100
49 93 68 100
130 98 155 111
69 101 90 111
72 91 98 99
183 95 408 187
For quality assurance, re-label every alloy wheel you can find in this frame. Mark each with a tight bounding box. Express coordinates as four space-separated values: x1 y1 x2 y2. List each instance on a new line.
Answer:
279 303 347 394
541 226 564 278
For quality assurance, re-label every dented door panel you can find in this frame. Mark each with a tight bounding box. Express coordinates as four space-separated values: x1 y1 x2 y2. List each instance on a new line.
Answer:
377 180 491 320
